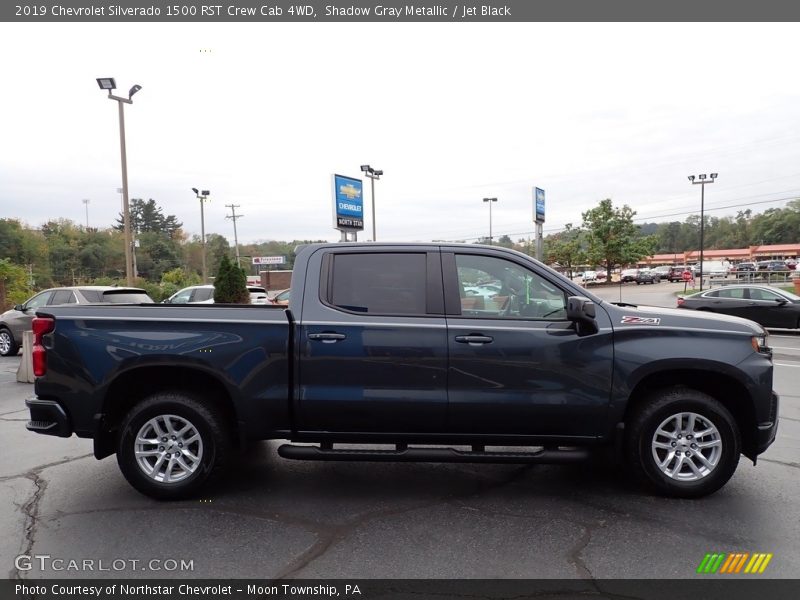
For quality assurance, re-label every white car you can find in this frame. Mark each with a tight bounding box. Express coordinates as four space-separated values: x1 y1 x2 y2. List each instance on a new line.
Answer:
164 284 269 304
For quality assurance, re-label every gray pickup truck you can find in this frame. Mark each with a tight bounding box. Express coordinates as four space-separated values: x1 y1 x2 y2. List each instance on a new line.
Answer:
26 243 778 500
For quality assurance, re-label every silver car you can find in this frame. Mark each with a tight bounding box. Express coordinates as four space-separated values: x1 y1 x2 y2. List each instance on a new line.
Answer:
0 286 153 356
163 284 269 305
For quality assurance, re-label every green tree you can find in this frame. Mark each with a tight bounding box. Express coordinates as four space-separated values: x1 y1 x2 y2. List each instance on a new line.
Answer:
213 255 249 303
582 199 657 275
0 258 32 310
545 224 586 278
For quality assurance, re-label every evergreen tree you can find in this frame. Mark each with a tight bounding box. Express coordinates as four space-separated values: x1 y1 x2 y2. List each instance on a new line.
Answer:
213 255 249 303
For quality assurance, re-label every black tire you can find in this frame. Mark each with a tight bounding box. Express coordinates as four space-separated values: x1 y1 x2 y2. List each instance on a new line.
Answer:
116 391 231 500
0 328 20 357
626 387 740 498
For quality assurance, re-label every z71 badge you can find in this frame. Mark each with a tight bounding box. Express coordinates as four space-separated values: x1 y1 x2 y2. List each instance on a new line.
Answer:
621 316 661 325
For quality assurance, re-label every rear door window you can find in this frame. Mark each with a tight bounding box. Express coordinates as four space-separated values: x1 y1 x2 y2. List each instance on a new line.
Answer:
191 287 214 302
50 290 77 305
329 253 427 315
78 290 102 302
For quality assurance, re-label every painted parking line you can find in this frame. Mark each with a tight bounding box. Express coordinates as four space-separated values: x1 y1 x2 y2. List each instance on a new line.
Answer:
774 362 800 368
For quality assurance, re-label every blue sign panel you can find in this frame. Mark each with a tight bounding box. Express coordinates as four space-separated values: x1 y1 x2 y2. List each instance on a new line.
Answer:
332 174 364 231
534 187 545 224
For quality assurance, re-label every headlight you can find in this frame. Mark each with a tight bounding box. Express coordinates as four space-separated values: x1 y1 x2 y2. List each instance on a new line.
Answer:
751 333 770 354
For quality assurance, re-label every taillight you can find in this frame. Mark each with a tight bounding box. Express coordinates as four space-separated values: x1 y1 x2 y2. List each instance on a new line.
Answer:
32 317 55 377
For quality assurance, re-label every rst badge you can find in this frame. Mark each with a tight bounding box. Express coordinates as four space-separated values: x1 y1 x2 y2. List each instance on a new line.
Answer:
621 316 661 325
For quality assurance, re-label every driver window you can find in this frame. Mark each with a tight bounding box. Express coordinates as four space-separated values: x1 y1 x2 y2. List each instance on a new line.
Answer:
24 291 54 310
169 288 194 304
455 254 567 320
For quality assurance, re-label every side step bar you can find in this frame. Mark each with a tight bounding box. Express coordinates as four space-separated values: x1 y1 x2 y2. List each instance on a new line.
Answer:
278 444 590 464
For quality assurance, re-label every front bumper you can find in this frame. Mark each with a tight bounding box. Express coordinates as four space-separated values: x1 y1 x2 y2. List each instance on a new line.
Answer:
26 397 72 437
755 391 779 455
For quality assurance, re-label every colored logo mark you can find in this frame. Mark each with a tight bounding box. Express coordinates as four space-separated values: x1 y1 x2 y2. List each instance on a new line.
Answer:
339 184 361 200
696 552 773 574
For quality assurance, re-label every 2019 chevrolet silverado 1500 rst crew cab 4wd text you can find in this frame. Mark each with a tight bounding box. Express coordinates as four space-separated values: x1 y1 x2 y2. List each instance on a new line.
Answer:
25 243 778 499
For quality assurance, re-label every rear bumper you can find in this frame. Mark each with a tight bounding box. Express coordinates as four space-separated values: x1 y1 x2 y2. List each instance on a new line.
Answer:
755 391 779 455
25 397 72 437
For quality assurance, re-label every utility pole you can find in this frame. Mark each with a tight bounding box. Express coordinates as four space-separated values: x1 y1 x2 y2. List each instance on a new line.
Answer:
82 199 90 228
225 204 244 266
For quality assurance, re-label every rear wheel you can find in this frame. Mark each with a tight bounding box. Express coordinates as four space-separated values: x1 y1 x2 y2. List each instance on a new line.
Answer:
116 391 231 500
626 387 740 498
0 328 19 357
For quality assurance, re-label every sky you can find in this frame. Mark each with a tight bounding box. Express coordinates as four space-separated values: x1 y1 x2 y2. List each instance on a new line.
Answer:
1 22 800 246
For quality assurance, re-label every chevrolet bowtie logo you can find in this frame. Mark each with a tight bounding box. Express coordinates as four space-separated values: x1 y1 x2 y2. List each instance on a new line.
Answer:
339 184 361 200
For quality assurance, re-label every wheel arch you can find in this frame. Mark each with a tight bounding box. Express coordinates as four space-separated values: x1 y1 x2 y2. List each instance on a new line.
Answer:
94 365 240 459
623 369 757 459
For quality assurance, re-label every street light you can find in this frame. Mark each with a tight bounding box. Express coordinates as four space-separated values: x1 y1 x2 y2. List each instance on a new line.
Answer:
688 172 718 291
482 197 498 245
192 188 211 282
360 165 383 241
96 77 142 285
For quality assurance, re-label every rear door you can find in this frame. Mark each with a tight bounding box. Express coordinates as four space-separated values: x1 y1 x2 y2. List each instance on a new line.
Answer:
296 247 448 433
442 249 614 437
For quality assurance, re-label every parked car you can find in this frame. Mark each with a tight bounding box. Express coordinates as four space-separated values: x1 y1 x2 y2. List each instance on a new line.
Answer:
0 286 153 356
620 268 639 282
26 243 777 500
651 266 672 281
668 266 694 282
678 284 800 329
270 288 291 306
248 286 269 305
635 269 658 285
757 260 789 272
163 284 268 305
732 262 757 275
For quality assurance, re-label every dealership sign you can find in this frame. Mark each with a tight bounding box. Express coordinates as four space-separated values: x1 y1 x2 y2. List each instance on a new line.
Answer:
332 174 364 231
252 256 286 265
534 187 545 224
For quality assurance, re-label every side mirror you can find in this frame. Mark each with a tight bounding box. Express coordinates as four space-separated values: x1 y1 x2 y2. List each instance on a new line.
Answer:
566 295 598 336
775 299 788 305
14 304 24 311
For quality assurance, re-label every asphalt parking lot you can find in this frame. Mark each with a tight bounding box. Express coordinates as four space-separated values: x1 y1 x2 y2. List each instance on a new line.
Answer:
1 289 798 581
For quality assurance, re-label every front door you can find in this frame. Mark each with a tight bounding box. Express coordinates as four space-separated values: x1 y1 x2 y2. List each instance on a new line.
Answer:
443 251 614 437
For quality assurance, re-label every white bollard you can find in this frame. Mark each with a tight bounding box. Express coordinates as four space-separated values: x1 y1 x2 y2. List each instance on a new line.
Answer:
16 330 34 384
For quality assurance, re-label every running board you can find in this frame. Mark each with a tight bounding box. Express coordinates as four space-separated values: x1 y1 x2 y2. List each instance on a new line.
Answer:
278 444 590 464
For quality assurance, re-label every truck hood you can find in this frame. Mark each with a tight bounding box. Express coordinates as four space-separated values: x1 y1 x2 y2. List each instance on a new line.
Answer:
604 302 766 336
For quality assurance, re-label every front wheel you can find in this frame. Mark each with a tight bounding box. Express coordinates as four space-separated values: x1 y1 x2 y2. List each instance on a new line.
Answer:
116 392 231 500
0 328 19 357
626 387 740 498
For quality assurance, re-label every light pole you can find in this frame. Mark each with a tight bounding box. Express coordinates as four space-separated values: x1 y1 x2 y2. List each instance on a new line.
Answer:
688 173 718 291
360 165 383 241
96 77 141 286
82 199 90 229
483 197 498 245
192 188 211 282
